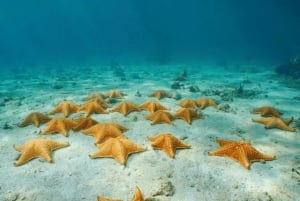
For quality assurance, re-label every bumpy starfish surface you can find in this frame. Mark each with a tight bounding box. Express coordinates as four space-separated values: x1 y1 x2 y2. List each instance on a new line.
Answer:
149 90 171 99
251 106 282 117
72 117 98 131
131 186 144 201
252 117 295 132
79 101 108 117
173 108 202 124
14 138 69 166
209 138 275 169
110 101 140 116
81 123 128 144
145 111 174 125
178 99 198 108
49 101 80 117
42 118 77 137
138 101 168 113
106 89 124 99
89 136 147 165
195 98 218 109
19 112 52 127
147 133 191 158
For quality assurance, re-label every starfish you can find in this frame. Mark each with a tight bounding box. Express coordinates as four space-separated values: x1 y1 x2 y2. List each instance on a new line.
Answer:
208 138 275 169
149 90 171 99
13 138 69 166
195 98 218 109
178 99 198 108
72 117 98 131
49 101 80 117
173 108 202 124
42 118 77 137
85 92 106 101
19 112 52 127
81 123 128 144
145 111 173 125
250 106 282 117
147 133 191 158
79 101 108 117
138 101 168 113
85 93 110 109
97 197 122 201
106 89 124 99
131 186 144 201
89 136 147 165
110 101 140 116
252 117 295 132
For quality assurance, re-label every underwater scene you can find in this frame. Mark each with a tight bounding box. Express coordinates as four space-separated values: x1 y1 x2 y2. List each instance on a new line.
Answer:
1 1 300 201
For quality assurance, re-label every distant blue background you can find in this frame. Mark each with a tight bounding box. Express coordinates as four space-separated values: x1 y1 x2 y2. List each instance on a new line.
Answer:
1 0 300 66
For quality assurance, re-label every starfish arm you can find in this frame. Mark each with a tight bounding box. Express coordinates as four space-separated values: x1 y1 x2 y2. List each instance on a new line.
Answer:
246 146 275 162
283 117 294 125
131 186 144 201
14 150 41 166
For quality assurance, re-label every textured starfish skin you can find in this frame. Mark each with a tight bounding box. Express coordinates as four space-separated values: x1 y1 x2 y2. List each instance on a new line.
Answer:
89 136 147 165
49 101 80 117
147 133 191 158
252 117 295 132
149 90 171 99
79 101 108 117
251 106 282 117
42 118 77 137
173 108 202 124
72 117 98 131
195 98 218 109
14 138 69 166
19 112 52 127
178 99 198 108
110 101 140 116
145 111 174 125
138 101 168 113
208 138 275 169
106 90 124 99
81 123 128 144
131 186 144 201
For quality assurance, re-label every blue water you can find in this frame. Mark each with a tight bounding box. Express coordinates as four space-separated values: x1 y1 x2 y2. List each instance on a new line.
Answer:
0 0 300 67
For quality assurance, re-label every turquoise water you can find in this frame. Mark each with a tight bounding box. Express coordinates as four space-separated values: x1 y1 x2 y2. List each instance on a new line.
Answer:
0 0 300 67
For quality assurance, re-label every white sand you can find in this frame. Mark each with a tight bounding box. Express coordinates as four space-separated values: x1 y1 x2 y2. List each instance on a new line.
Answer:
0 64 299 201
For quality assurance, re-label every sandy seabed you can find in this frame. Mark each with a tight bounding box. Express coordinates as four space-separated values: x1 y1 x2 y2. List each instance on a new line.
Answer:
0 64 299 201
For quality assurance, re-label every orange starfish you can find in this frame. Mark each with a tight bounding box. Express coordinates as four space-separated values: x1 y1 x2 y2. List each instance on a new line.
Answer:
106 89 124 99
81 123 128 144
19 112 52 127
208 138 275 169
195 98 218 109
14 138 69 166
49 101 80 117
138 101 168 113
72 117 98 131
131 186 144 201
110 101 140 116
148 133 191 158
145 111 173 125
173 108 202 124
252 117 295 132
89 136 147 165
42 118 77 137
97 197 122 201
149 90 171 99
178 99 198 108
79 101 108 117
251 106 282 117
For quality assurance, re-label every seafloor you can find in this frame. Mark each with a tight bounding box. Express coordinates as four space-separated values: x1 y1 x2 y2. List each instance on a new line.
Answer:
0 64 299 201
